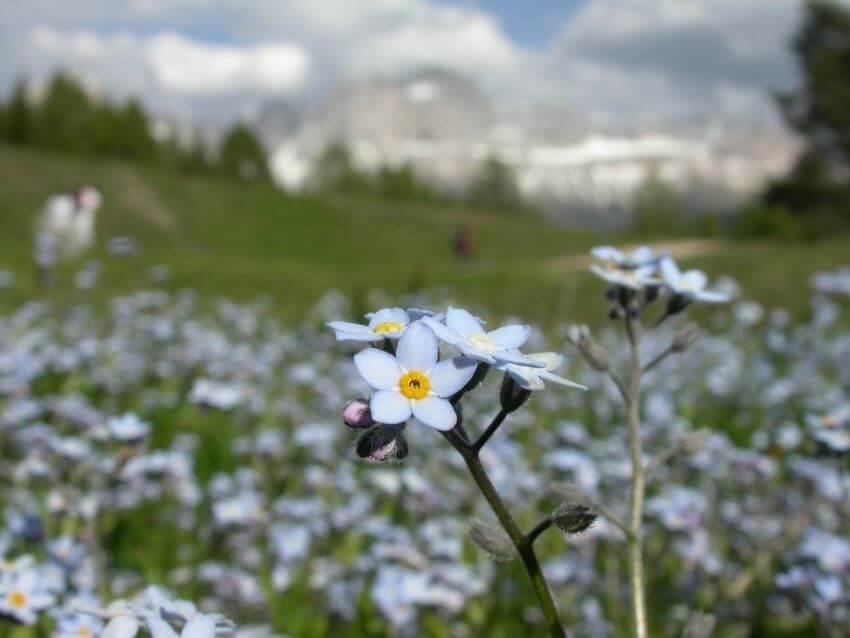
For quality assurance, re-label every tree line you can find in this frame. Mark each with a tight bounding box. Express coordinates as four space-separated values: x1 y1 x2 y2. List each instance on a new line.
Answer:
0 70 529 213
0 71 270 182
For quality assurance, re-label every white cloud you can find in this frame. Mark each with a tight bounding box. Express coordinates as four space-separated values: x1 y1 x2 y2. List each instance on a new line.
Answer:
1 0 807 124
145 33 308 94
543 0 801 122
21 24 308 109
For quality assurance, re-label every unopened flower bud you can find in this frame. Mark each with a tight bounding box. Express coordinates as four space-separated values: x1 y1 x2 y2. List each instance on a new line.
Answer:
458 363 490 398
499 374 531 413
552 502 597 536
666 293 691 316
469 519 515 562
671 324 701 353
343 399 374 428
644 284 660 304
356 425 408 462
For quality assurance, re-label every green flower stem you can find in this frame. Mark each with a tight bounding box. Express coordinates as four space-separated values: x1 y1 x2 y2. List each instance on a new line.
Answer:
443 428 566 637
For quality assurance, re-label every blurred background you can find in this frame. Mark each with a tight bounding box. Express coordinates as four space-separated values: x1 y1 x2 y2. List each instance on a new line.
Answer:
4 4 850 637
0 0 849 320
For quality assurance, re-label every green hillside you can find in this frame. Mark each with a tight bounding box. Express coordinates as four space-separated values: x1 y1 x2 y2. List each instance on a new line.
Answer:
1 145 849 324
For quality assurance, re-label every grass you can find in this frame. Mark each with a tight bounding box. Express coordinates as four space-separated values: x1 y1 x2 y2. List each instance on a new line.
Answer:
1 144 849 326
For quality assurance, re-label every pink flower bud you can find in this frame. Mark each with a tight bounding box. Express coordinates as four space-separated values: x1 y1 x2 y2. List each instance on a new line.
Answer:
343 399 374 429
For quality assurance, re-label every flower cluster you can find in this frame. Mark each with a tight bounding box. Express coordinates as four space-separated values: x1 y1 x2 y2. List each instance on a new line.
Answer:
0 264 846 634
589 245 730 320
329 306 585 458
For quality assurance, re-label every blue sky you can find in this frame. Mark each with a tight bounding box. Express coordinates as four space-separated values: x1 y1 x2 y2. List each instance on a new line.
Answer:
435 0 587 47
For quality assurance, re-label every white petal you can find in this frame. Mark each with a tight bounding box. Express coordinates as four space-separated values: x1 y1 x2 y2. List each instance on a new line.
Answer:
396 321 439 371
429 357 477 397
659 257 681 285
486 324 530 350
507 368 545 391
631 245 654 263
412 397 457 431
494 350 546 368
368 308 409 329
146 617 179 638
334 331 383 343
540 371 587 390
28 593 55 609
326 321 371 334
457 343 497 364
528 352 563 369
422 316 461 345
680 270 708 291
589 264 619 284
103 616 141 638
695 290 729 304
445 307 485 336
370 390 412 424
182 614 217 638
591 246 622 262
354 349 402 389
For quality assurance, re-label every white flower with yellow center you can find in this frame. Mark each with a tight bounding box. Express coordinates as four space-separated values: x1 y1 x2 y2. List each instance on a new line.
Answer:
353 321 477 431
423 307 544 367
589 246 661 290
327 307 413 342
495 352 588 392
660 258 729 303
0 568 55 625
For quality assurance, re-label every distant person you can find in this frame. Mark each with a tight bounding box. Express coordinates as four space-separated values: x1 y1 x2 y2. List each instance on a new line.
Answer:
453 224 474 261
34 186 101 288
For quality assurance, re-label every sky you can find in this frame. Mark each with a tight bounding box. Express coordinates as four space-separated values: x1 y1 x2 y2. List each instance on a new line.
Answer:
0 0 811 126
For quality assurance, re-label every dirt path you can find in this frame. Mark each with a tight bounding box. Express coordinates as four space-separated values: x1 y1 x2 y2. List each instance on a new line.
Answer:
545 238 731 274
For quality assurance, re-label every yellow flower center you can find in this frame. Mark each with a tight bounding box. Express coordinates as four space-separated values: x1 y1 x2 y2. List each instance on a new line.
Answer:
77 629 92 637
399 371 430 400
9 592 27 609
467 334 495 351
374 322 404 335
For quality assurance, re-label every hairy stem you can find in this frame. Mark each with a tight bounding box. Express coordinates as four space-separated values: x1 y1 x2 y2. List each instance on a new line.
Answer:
444 429 566 637
625 314 649 638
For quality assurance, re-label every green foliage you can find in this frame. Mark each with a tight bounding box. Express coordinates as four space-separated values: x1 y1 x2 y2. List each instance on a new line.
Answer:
779 1 850 172
0 71 266 179
466 155 525 213
631 175 688 236
308 143 374 193
5 79 33 145
732 205 806 240
3 72 159 162
217 124 269 181
375 163 435 201
768 0 850 230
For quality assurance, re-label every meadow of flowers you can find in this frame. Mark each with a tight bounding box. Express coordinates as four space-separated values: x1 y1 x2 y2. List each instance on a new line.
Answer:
0 244 849 637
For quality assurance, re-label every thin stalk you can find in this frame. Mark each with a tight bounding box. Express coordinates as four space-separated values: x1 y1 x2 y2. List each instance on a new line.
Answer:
527 516 553 545
625 314 649 638
443 429 566 637
473 409 508 453
642 343 675 374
